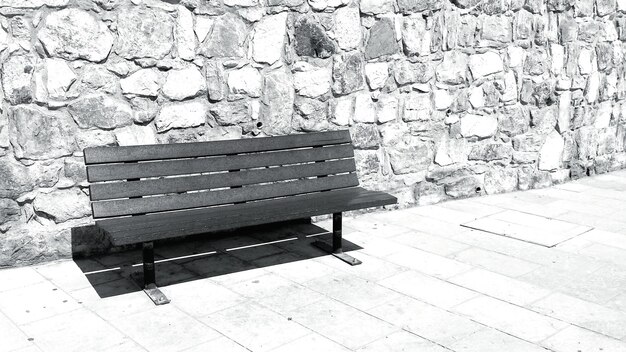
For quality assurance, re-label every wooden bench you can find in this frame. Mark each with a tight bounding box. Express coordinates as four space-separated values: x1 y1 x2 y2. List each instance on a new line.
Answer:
84 130 397 304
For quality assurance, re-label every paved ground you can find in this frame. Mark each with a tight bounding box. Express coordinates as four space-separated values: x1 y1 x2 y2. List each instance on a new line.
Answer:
2 170 626 352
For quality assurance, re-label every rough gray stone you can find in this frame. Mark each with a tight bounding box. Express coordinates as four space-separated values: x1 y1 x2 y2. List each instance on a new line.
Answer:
2 54 34 105
468 51 504 79
498 105 530 137
227 65 262 98
481 15 512 44
332 52 365 96
64 157 86 184
452 0 482 8
72 65 119 96
267 0 306 8
365 62 389 90
559 14 578 42
33 188 90 223
68 94 133 130
415 182 447 205
120 69 161 97
116 7 174 60
0 0 68 7
155 100 209 132
436 51 468 85
252 12 288 64
0 226 72 267
0 158 35 199
398 0 443 12
434 134 468 166
351 123 380 149
524 49 548 75
513 132 545 151
365 18 398 60
75 130 116 150
293 65 331 98
115 124 158 146
44 59 77 100
484 167 518 194
210 101 250 126
9 105 76 160
294 15 335 58
444 175 485 198
334 6 361 51
205 61 225 102
293 99 330 132
130 97 159 124
596 42 613 72
388 136 432 175
597 0 616 15
468 143 513 161
38 9 113 62
354 150 380 179
260 68 295 135
0 199 20 230
175 5 196 60
514 10 534 40
482 0 510 13
377 95 399 123
531 106 558 133
402 15 429 56
394 61 432 85
360 0 395 14
460 114 498 138
403 93 432 122
163 66 206 100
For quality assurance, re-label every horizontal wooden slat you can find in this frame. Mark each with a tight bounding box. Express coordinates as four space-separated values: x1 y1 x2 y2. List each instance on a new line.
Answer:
90 159 356 201
98 188 397 246
92 173 359 218
87 144 354 182
108 192 395 245
98 187 369 232
84 130 351 164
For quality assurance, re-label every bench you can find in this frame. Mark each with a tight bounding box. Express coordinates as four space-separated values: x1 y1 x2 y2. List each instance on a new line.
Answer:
84 130 397 304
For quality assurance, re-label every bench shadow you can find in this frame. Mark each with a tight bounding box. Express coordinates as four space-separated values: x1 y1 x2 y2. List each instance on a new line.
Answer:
71 220 362 299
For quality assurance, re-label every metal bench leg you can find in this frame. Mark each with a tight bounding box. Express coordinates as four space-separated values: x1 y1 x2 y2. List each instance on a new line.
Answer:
312 213 362 266
142 242 171 305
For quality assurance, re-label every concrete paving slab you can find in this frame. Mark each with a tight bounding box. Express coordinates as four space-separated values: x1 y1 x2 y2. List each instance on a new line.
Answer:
110 305 221 352
530 292 626 340
201 301 310 352
449 268 551 306
541 325 626 352
356 330 449 352
453 295 568 343
461 210 592 247
289 298 397 350
449 247 541 277
379 271 478 309
367 296 484 348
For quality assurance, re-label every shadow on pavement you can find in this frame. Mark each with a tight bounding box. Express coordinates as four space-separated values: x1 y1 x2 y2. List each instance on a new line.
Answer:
72 219 362 299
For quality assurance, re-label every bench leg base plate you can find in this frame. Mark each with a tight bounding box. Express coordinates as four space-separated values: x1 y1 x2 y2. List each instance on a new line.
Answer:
144 284 171 305
312 241 362 266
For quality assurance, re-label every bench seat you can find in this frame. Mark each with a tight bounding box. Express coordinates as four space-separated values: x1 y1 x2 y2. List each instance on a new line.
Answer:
97 187 396 246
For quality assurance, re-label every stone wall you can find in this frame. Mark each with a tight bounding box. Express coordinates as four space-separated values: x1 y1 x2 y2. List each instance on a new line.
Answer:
1 0 626 266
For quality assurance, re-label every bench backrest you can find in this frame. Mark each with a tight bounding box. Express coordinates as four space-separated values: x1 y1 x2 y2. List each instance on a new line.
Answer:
84 130 358 220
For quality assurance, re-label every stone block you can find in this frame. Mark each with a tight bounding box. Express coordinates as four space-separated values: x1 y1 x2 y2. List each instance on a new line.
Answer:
332 52 365 96
9 105 76 161
38 9 113 62
294 15 335 58
365 18 398 60
116 7 174 60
